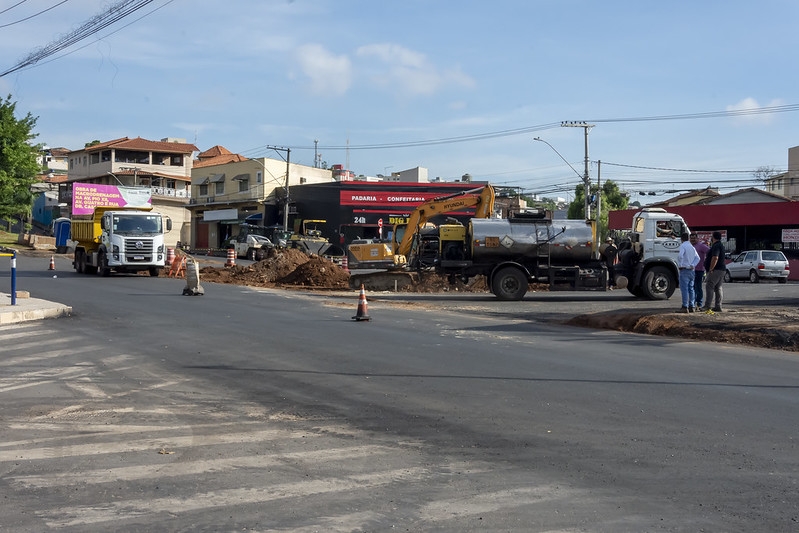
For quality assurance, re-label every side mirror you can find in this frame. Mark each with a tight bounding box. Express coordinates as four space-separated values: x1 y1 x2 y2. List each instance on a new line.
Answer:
166 218 172 232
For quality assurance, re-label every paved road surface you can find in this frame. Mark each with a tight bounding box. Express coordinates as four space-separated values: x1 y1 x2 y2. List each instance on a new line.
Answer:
1 253 798 531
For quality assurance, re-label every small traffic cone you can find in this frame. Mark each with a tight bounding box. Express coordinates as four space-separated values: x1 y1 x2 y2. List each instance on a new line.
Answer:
48 255 55 270
352 284 371 322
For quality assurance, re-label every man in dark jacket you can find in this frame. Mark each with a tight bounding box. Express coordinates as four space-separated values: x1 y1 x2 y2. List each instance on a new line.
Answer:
701 231 727 313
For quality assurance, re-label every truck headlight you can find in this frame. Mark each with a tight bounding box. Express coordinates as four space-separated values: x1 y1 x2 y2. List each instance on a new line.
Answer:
157 245 164 253
113 245 120 260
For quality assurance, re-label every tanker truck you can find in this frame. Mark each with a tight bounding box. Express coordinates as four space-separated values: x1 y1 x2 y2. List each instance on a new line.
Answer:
410 207 689 301
71 206 172 276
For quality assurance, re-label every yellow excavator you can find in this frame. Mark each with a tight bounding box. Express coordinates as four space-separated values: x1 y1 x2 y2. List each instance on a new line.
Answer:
348 185 496 288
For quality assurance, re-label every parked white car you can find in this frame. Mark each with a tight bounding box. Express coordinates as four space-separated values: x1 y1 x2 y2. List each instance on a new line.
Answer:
724 250 789 283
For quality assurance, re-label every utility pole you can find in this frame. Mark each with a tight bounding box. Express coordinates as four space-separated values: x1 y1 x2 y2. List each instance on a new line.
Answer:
561 121 595 219
266 146 291 232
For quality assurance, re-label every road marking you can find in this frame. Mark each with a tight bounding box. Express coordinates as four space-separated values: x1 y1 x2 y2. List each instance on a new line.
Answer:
64 381 110 398
0 346 85 367
41 466 431 527
0 335 85 354
0 428 322 462
11 444 393 487
419 486 571 520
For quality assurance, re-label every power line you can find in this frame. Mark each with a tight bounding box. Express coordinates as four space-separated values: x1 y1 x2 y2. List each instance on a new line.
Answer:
0 0 69 29
241 103 799 154
600 161 786 174
585 104 799 123
0 0 157 77
13 0 176 73
0 0 32 17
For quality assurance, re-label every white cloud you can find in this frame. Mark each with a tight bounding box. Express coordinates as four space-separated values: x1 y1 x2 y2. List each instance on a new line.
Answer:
356 43 474 96
294 44 352 96
726 97 785 124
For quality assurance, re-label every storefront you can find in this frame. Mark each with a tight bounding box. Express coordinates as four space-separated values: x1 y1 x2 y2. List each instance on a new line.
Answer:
288 181 489 246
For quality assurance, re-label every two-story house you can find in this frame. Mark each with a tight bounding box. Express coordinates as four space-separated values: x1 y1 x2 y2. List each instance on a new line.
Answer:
61 137 199 246
189 146 334 251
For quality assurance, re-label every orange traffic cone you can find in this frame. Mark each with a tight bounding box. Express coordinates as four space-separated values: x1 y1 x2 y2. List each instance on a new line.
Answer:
48 256 55 270
352 284 371 321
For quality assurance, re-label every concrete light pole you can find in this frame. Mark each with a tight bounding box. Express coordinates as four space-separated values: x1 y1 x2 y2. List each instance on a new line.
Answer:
561 121 595 219
266 146 291 232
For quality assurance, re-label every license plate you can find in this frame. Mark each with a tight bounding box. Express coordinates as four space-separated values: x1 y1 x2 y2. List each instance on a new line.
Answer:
134 255 144 260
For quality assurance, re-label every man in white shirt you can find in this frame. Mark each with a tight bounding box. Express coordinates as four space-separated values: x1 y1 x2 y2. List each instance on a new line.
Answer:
677 231 700 312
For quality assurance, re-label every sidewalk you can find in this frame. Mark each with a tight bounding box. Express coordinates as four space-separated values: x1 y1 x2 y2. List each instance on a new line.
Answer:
0 291 72 325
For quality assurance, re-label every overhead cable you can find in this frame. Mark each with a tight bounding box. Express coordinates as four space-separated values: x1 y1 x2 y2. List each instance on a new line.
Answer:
0 0 32 17
0 0 69 29
0 0 156 77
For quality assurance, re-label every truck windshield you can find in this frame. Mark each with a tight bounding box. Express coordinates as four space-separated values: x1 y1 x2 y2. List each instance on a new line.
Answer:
113 214 162 234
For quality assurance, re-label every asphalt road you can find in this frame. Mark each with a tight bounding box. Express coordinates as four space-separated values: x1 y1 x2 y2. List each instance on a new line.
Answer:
1 253 798 532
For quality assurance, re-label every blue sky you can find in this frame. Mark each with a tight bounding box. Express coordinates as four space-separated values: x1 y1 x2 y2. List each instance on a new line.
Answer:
2 0 797 202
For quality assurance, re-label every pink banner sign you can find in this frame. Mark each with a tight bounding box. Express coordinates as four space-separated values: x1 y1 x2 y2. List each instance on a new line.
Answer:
72 183 152 215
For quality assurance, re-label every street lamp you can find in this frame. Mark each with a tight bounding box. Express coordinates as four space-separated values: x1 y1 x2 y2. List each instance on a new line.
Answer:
106 171 124 186
533 137 589 216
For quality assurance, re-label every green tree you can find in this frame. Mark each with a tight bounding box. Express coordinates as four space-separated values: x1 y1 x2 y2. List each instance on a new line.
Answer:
0 95 40 228
566 179 629 237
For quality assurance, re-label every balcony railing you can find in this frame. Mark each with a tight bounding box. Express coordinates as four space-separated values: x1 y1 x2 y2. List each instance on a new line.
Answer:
151 187 189 198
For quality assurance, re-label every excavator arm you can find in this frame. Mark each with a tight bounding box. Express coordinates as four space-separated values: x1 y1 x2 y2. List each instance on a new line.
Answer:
395 185 495 257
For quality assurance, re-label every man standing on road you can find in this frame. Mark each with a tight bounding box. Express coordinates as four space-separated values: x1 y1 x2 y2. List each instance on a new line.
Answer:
678 232 700 312
604 237 618 290
690 233 710 309
701 231 727 313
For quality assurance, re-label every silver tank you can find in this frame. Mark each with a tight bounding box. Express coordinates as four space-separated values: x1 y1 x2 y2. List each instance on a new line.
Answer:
469 218 596 263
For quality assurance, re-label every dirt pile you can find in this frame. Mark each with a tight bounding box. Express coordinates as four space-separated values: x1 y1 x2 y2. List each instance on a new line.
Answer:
198 248 349 289
567 307 799 352
399 273 488 293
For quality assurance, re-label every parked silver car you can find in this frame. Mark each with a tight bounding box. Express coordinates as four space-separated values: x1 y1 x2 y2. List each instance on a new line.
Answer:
724 250 790 283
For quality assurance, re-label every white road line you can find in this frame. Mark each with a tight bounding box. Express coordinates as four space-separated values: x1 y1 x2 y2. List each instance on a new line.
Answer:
0 428 316 462
11 444 393 487
419 486 572 521
41 466 430 527
0 335 84 354
64 381 110 398
1 420 285 448
0 348 82 367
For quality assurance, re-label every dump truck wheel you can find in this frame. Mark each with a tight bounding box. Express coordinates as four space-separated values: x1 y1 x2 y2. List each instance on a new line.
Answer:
97 252 111 277
491 267 528 301
75 250 85 274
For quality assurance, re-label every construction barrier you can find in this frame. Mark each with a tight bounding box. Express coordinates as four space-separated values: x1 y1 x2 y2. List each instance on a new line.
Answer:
341 255 349 272
225 248 236 267
168 254 187 278
48 255 55 270
166 247 175 266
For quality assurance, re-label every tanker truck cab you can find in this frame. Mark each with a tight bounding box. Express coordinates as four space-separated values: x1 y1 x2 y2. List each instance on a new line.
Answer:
623 208 689 300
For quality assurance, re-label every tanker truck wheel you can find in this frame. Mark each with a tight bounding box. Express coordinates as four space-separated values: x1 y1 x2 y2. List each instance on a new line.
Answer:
491 267 528 301
642 265 675 300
